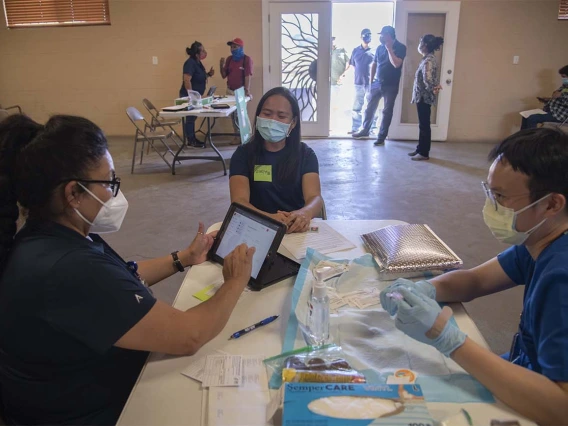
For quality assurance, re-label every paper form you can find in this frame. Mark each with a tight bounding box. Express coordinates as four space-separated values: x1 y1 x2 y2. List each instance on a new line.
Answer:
519 108 547 118
201 355 242 387
207 356 270 426
281 222 355 260
181 349 228 383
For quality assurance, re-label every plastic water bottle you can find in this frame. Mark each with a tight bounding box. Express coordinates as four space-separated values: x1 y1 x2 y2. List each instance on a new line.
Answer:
306 280 330 346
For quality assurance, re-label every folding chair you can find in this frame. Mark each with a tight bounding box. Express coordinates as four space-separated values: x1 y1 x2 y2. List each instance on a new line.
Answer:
126 107 179 173
142 98 184 147
0 105 21 123
542 116 568 134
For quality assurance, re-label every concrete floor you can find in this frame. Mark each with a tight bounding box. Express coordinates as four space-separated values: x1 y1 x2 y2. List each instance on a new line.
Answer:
104 135 523 355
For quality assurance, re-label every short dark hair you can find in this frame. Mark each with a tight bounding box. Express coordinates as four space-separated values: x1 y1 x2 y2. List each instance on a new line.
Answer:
421 35 444 53
0 114 108 270
243 87 302 183
488 128 568 211
559 65 568 76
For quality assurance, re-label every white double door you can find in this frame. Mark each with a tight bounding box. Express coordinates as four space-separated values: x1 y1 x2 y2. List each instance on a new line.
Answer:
265 1 460 141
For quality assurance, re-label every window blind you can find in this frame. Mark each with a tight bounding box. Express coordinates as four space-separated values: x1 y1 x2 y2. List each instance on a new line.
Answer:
3 0 111 28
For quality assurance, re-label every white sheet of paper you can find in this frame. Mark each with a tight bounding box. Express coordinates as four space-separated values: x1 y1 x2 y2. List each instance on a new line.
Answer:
181 349 228 383
207 356 270 426
520 108 547 118
208 388 270 426
201 355 242 387
281 222 355 260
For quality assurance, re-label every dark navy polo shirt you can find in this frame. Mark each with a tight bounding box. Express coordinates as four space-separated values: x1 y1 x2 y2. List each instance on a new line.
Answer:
374 40 407 87
498 233 568 381
0 220 156 425
180 57 207 97
349 45 375 86
229 142 319 214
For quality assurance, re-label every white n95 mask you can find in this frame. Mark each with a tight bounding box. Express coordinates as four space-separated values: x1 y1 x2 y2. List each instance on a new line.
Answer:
482 194 550 245
75 183 129 234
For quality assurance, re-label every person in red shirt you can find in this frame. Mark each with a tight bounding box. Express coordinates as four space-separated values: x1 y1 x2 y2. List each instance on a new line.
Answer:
220 38 254 145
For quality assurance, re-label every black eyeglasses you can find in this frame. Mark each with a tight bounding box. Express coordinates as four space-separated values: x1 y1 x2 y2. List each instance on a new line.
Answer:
64 173 121 197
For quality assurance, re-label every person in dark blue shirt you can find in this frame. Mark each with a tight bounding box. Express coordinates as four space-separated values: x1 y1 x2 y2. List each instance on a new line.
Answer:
229 87 323 234
0 114 254 425
180 41 214 147
380 128 568 424
348 28 376 134
353 26 406 145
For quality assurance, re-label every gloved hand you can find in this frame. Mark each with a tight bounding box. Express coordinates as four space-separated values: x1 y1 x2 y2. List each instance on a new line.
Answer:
380 278 436 315
394 288 466 357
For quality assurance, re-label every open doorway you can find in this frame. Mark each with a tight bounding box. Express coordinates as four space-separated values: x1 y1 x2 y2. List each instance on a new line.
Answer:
330 2 394 137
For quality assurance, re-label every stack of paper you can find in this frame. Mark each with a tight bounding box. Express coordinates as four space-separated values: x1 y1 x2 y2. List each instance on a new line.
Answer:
181 354 270 426
281 222 355 260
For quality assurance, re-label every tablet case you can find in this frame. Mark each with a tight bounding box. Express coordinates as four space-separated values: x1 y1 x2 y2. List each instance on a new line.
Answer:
209 203 300 291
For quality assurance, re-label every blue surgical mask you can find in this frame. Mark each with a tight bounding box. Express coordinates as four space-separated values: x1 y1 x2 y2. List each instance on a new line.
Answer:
231 47 244 60
362 35 371 44
256 116 292 143
562 78 568 86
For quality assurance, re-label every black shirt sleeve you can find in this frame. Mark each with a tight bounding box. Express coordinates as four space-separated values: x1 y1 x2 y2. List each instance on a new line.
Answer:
396 42 407 60
229 145 251 178
301 144 319 175
44 249 156 354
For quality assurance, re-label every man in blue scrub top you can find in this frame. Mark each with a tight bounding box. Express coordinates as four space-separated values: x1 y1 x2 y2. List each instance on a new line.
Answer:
348 28 376 134
380 128 568 424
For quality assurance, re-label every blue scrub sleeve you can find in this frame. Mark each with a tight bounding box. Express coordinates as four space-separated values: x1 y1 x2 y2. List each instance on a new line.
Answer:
45 249 156 354
497 245 529 285
533 269 568 381
229 145 250 178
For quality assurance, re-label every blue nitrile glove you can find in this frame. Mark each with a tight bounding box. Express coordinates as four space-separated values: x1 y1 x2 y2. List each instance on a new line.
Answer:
394 287 466 357
380 278 436 316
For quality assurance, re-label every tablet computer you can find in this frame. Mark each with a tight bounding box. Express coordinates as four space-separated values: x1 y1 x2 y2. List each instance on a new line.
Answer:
209 203 300 291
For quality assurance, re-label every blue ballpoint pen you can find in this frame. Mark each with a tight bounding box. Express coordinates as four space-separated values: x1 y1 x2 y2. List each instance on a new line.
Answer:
228 315 279 340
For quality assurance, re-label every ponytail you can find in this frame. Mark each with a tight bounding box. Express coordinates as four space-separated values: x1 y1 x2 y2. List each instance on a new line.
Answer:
421 34 444 53
186 41 203 60
0 115 43 269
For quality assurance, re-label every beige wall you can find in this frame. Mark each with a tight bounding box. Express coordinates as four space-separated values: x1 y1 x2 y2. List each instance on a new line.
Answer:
0 0 567 141
0 0 263 135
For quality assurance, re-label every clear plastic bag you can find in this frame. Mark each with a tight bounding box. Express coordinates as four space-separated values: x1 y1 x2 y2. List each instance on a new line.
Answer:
264 344 366 389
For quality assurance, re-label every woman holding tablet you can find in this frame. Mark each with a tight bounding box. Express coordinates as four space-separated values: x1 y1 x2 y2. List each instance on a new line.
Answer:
0 114 254 425
229 87 324 233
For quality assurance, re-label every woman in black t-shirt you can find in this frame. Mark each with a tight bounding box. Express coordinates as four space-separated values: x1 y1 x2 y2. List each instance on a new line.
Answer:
229 87 324 233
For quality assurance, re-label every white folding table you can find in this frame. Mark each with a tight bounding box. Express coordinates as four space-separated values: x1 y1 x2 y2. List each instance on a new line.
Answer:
117 220 533 426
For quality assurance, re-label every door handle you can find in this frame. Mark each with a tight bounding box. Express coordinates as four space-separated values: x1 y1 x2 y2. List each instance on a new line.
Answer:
446 79 452 85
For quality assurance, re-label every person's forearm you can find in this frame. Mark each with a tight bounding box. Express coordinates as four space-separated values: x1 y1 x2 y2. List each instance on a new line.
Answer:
220 68 227 79
231 197 276 219
244 76 251 94
387 48 403 68
183 278 245 351
452 338 568 424
370 63 377 83
430 269 481 302
137 248 194 286
298 195 323 220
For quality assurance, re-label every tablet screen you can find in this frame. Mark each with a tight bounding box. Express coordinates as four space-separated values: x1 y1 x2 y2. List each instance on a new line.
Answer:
215 207 280 279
